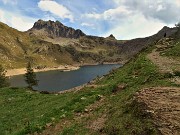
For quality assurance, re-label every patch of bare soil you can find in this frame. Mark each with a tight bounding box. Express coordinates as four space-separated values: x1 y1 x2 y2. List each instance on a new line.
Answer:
74 96 107 134
84 97 107 133
136 87 180 135
87 115 106 132
171 77 180 85
36 119 71 135
36 95 106 135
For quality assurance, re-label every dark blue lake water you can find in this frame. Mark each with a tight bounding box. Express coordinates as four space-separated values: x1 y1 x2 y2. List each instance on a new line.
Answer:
9 64 121 92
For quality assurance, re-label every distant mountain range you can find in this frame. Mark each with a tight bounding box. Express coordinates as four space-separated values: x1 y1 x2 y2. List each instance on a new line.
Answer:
0 20 178 69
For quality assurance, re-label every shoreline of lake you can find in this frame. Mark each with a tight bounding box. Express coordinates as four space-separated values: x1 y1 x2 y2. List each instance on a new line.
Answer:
6 65 80 77
6 62 122 77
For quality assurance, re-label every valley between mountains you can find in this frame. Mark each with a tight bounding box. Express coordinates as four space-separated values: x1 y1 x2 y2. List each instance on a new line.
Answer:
0 20 177 73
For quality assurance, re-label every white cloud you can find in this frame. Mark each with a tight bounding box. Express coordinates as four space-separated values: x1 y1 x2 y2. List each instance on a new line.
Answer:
0 10 7 23
82 0 179 39
0 9 36 31
103 6 131 20
38 0 74 22
11 17 34 31
113 0 125 5
156 5 165 11
81 22 94 27
115 0 180 24
83 13 101 20
83 6 131 21
175 0 180 7
102 13 165 40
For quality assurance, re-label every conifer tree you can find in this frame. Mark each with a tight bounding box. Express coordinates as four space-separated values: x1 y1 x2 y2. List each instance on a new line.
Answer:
0 65 9 88
175 22 180 29
24 62 38 89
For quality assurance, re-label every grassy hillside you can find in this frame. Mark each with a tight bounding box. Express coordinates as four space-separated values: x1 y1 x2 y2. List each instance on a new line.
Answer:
0 22 124 69
0 22 60 69
1 45 178 135
1 20 178 70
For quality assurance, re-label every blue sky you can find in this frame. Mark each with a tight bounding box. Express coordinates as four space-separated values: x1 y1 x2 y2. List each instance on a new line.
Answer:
0 0 179 40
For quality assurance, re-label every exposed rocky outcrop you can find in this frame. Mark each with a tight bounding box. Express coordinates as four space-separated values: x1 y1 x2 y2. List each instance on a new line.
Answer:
108 34 116 40
28 20 85 39
119 26 178 59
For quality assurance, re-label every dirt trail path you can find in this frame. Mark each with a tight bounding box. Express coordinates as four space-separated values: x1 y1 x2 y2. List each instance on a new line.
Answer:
136 87 180 135
147 49 180 73
143 41 180 134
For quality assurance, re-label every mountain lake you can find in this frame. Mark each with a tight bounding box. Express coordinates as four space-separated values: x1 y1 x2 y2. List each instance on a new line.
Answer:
9 64 121 92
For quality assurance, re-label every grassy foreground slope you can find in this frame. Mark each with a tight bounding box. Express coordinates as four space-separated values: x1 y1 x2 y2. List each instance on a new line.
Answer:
1 44 178 135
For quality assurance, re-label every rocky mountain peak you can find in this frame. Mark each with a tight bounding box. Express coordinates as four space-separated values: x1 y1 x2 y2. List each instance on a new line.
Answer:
155 26 178 38
30 20 86 39
107 34 116 40
33 20 64 29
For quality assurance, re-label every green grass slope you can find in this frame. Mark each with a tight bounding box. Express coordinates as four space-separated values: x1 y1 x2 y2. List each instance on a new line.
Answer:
0 22 61 69
1 45 178 135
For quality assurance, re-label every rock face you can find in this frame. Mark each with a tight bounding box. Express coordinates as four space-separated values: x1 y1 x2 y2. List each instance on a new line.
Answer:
29 20 85 38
